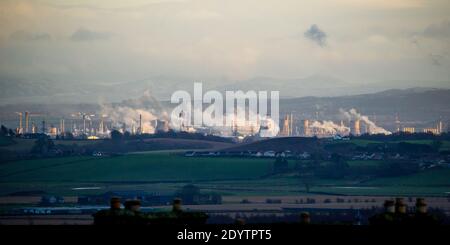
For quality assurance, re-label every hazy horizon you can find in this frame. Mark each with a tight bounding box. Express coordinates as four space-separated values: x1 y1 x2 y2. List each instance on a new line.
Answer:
1 0 450 103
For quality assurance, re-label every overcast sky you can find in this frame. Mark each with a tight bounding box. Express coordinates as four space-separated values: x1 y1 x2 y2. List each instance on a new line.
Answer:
0 0 449 87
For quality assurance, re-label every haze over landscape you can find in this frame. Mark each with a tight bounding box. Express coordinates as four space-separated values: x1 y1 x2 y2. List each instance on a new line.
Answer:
1 0 450 103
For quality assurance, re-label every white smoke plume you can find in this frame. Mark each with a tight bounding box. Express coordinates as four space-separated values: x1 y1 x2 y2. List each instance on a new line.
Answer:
310 120 350 136
204 106 279 137
173 105 279 137
101 91 170 134
340 108 391 135
102 105 158 133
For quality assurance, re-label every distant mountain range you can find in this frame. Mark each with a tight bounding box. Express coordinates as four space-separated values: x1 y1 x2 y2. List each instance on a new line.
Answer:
278 87 450 131
0 85 449 133
1 74 449 104
215 75 350 97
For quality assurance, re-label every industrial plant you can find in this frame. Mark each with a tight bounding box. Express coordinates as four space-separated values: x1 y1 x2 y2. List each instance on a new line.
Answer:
8 107 447 140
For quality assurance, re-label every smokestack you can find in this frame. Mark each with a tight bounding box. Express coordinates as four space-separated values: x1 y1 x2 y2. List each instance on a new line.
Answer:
99 117 104 134
365 123 371 134
139 114 142 134
83 114 86 135
341 108 390 135
18 112 23 134
42 120 46 134
395 114 401 132
290 113 294 136
60 119 65 135
352 119 361 136
25 111 29 133
232 109 238 136
280 114 291 137
31 122 36 134
303 119 309 137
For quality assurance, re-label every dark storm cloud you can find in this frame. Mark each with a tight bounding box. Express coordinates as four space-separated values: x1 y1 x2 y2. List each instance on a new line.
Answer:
70 28 112 41
10 30 51 42
423 20 450 39
304 24 327 47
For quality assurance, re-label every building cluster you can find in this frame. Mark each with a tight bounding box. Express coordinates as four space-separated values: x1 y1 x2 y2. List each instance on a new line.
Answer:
399 120 445 135
277 112 448 138
12 111 171 139
278 114 375 138
10 109 449 140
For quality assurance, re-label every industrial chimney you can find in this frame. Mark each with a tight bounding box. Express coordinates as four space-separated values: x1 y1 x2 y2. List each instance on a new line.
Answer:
25 111 29 133
352 119 361 136
303 119 310 137
139 114 142 134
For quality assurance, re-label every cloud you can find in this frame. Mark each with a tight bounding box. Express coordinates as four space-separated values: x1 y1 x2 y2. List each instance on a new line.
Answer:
176 9 223 20
70 28 112 41
429 54 445 66
10 30 51 42
43 0 189 12
332 0 424 9
304 24 327 47
422 20 450 39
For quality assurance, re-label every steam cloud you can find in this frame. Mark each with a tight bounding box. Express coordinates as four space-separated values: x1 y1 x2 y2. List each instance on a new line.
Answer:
102 105 158 133
101 90 169 134
340 108 391 135
310 120 350 136
185 106 279 137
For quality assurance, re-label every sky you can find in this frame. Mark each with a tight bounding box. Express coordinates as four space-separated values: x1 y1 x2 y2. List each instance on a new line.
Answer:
0 0 449 89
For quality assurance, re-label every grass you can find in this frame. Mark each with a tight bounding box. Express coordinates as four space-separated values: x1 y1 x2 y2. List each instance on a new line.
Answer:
54 139 102 146
0 136 15 147
365 168 450 186
347 139 381 146
0 151 449 197
348 139 450 151
0 138 35 152
311 186 450 196
0 153 273 182
439 141 450 151
347 160 383 167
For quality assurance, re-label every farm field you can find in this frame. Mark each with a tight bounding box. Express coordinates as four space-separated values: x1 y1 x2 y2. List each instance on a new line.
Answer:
0 152 449 197
0 153 273 183
348 139 450 151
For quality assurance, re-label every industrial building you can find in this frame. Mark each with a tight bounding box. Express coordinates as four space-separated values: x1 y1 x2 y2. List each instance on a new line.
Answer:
8 109 447 140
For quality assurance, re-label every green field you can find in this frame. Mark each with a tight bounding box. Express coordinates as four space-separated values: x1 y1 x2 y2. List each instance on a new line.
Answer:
366 168 450 186
348 160 382 167
348 139 450 151
1 152 450 197
0 136 15 147
347 139 381 146
0 153 273 183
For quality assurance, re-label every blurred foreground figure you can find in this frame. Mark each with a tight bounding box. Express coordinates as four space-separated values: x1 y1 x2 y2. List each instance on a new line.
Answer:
300 212 311 225
234 218 246 225
370 198 439 225
411 198 438 225
369 200 395 225
93 197 126 225
123 199 146 225
93 197 208 225
172 198 183 214
394 198 409 224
